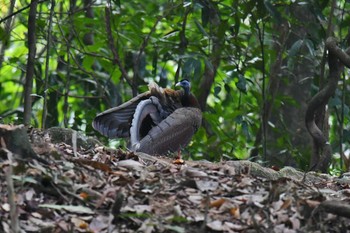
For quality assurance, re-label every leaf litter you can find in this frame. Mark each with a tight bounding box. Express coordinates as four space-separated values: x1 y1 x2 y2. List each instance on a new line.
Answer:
1 128 350 232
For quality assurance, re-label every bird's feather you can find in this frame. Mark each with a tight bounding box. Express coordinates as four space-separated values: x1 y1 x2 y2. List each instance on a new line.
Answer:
92 80 202 155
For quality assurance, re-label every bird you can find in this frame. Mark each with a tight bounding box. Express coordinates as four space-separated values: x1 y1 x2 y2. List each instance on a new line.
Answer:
92 79 202 155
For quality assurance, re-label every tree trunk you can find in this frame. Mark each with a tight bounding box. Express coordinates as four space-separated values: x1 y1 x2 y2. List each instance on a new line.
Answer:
23 0 38 126
254 4 317 168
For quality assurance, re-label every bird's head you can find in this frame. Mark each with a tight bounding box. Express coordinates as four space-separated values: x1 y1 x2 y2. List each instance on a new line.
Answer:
175 79 191 95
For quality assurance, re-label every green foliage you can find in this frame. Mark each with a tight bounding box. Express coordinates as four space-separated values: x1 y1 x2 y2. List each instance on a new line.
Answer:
2 0 350 171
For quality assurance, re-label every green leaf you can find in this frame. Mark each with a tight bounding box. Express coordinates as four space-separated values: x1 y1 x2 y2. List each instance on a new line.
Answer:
235 74 247 93
194 19 209 38
201 5 210 27
304 39 315 57
264 0 282 22
82 56 95 71
214 86 221 98
113 0 121 8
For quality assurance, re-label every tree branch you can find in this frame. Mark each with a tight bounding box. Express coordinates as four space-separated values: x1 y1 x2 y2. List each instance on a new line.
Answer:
42 0 56 129
305 37 344 172
326 37 350 68
0 0 48 24
104 1 132 88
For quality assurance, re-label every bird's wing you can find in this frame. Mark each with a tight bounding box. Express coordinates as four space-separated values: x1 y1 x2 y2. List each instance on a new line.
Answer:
136 107 202 155
92 91 151 138
129 96 164 150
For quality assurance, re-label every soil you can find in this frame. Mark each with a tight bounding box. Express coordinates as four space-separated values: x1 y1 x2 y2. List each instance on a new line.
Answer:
1 125 350 233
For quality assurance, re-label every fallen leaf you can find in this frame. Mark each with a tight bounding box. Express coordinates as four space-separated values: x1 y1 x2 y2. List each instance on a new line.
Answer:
280 198 292 210
25 188 36 201
305 199 321 208
28 216 55 228
188 194 203 205
210 198 226 209
164 225 186 233
39 204 94 214
207 220 223 231
290 213 301 229
230 206 240 219
133 204 152 214
79 192 89 200
237 177 254 187
1 203 10 212
182 168 208 178
73 159 112 173
71 217 89 230
89 216 109 232
31 212 42 218
196 179 219 192
118 159 144 171
223 221 247 231
173 159 185 165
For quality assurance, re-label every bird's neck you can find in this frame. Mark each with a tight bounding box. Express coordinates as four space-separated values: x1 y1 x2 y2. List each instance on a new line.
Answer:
181 91 200 109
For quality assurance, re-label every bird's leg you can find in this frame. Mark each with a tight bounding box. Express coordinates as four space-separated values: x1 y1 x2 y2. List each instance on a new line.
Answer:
176 149 182 160
173 148 185 165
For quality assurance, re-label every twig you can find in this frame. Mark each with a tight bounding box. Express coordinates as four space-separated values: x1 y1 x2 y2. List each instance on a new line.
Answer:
6 152 19 233
42 0 56 129
104 0 132 88
135 16 162 74
174 8 190 83
256 21 267 161
201 192 209 233
1 137 20 233
0 0 16 68
50 87 105 99
0 0 48 24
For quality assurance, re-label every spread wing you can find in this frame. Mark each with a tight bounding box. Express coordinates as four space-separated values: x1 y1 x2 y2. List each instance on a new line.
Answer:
92 91 151 138
135 107 202 155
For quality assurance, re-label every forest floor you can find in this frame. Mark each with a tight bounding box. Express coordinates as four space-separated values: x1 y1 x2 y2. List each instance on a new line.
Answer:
1 126 350 233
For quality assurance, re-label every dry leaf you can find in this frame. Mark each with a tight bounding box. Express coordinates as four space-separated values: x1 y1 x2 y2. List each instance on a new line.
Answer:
230 206 240 219
305 199 321 208
79 192 89 200
207 220 224 231
118 159 144 171
280 198 292 210
73 158 112 173
196 179 219 192
173 159 185 165
210 198 226 209
71 217 89 230
39 204 94 214
183 167 208 178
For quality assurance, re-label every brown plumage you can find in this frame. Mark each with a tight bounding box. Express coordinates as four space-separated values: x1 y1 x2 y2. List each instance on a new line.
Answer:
92 79 202 155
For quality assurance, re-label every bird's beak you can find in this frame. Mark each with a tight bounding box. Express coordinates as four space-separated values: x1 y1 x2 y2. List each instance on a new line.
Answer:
175 82 181 87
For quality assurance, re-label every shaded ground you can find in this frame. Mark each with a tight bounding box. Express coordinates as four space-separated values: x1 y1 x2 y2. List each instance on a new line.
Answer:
1 126 350 233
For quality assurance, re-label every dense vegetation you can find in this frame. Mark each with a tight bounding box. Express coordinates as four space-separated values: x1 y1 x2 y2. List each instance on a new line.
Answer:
1 0 350 173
